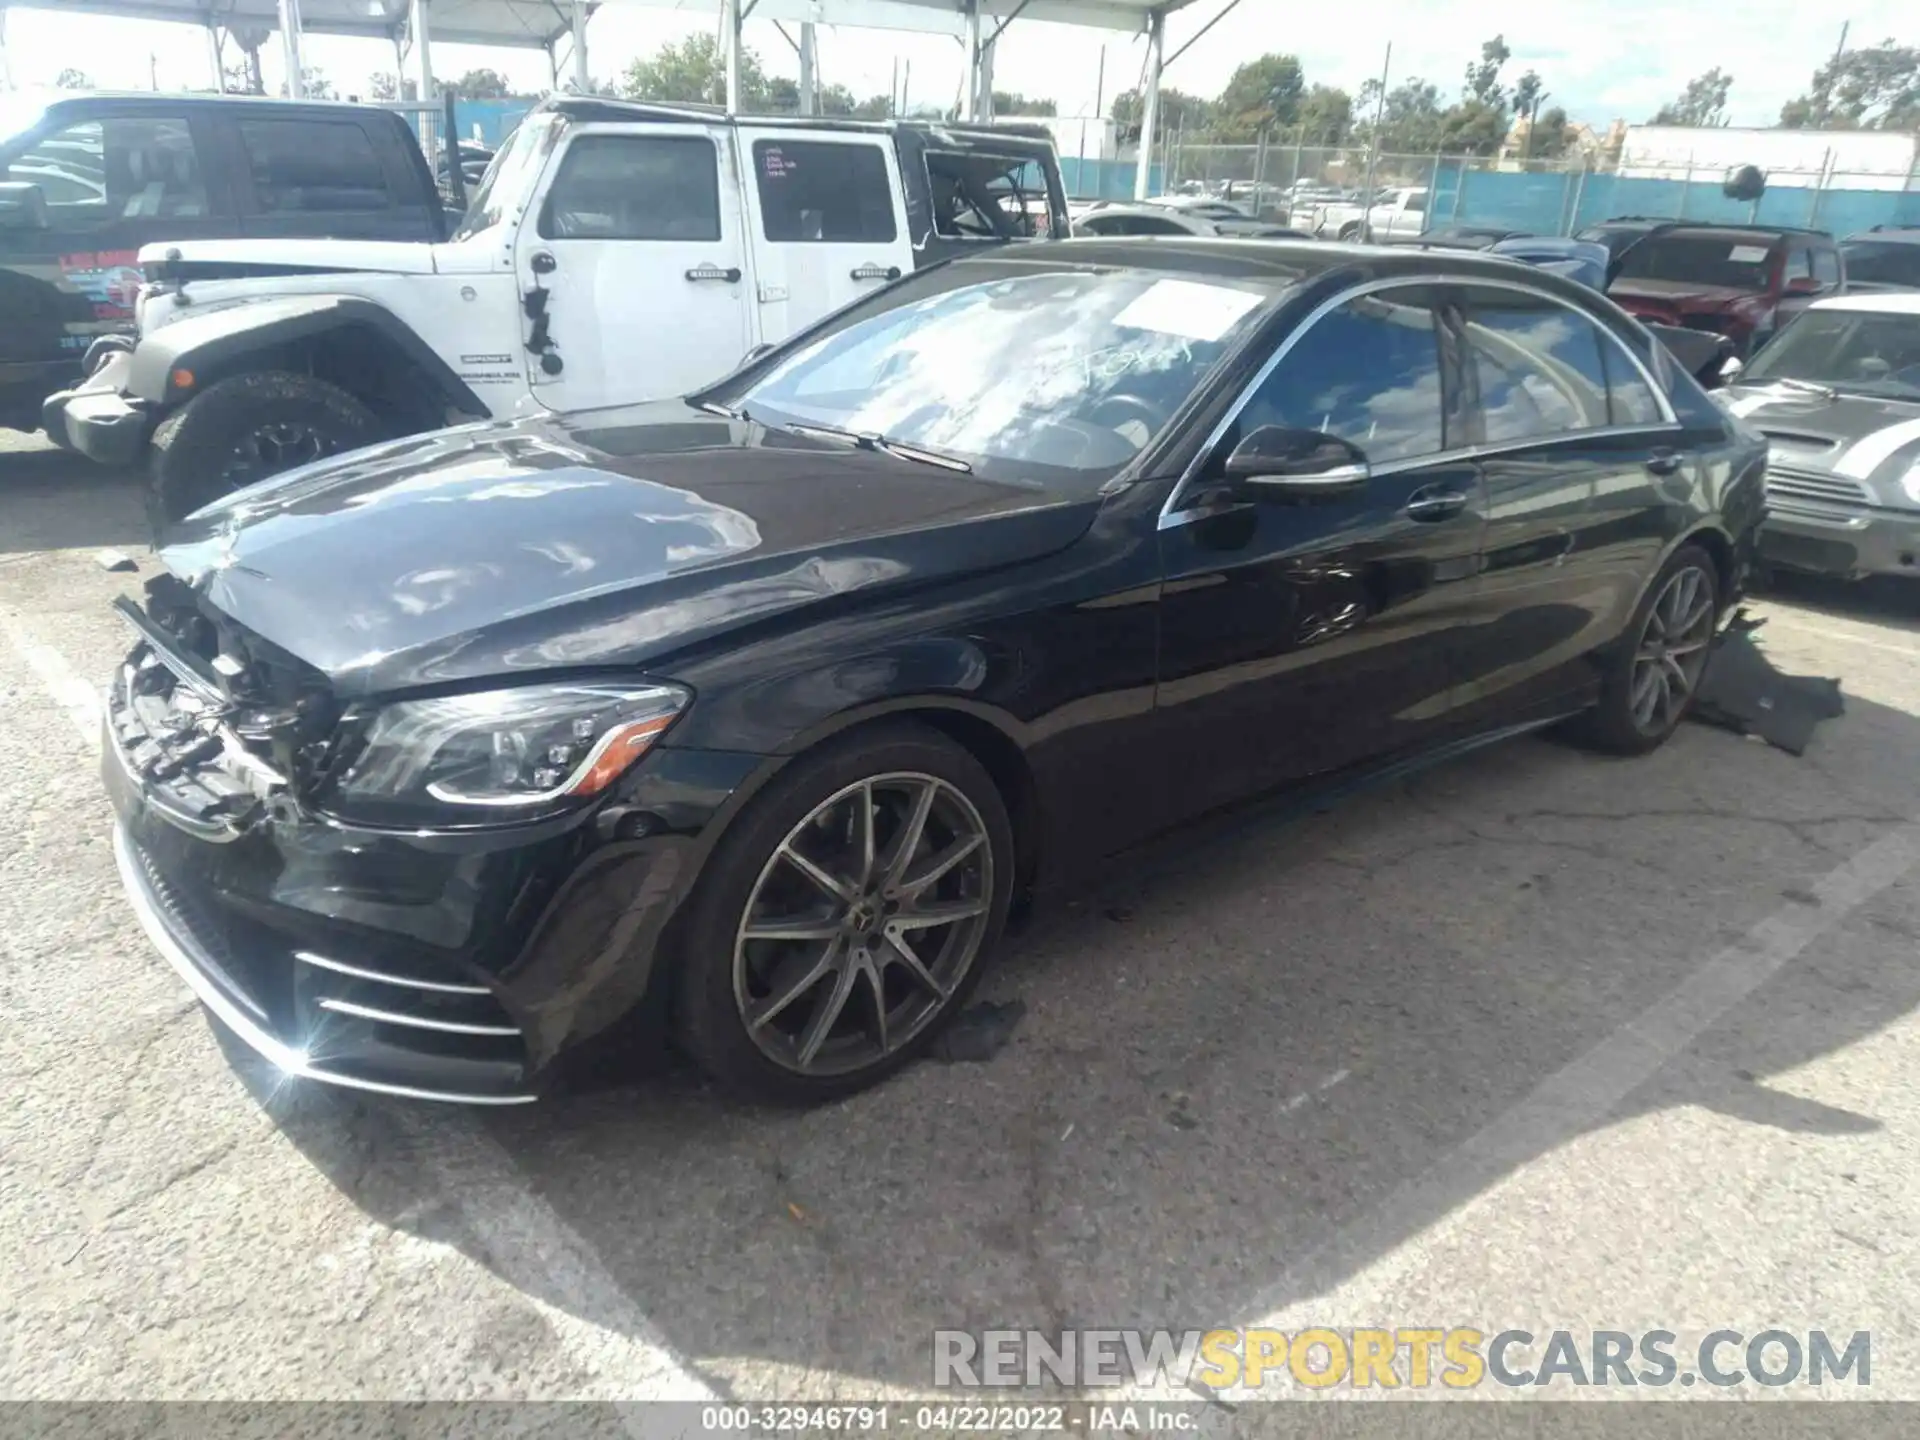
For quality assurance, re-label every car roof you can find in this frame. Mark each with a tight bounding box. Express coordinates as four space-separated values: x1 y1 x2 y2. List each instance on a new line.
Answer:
539 95 1056 152
1844 228 1920 245
1808 291 1920 315
27 89 398 117
1591 217 1833 243
981 237 1623 303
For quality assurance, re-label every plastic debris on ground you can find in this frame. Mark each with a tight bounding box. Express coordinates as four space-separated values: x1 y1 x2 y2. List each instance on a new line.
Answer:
1688 609 1844 756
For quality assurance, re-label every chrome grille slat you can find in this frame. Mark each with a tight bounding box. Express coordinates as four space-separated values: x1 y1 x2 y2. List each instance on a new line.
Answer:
293 948 492 995
1764 464 1871 507
315 996 521 1036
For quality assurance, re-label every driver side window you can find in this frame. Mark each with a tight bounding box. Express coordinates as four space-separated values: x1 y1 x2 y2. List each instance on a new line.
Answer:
1234 288 1450 465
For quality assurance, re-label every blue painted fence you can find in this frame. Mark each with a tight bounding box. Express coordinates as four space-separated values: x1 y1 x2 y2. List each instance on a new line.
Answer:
1428 161 1920 238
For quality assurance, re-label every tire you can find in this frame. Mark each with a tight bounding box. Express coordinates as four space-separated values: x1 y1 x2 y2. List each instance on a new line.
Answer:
148 370 381 529
1339 222 1364 242
674 723 1015 1105
1575 542 1720 755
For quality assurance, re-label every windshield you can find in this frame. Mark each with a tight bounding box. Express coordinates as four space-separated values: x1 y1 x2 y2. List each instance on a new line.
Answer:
727 268 1275 482
1742 308 1920 399
1841 240 1920 289
450 116 558 242
1615 234 1775 290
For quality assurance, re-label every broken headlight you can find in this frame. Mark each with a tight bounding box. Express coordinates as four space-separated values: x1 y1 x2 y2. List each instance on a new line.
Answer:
326 682 690 825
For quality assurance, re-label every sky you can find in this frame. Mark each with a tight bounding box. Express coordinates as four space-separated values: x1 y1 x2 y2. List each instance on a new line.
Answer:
0 0 1912 132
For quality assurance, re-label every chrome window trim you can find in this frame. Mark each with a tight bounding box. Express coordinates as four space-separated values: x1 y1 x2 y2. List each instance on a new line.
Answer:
1158 273 1682 531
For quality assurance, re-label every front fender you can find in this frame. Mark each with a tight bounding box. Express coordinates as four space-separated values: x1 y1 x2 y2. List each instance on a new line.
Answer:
126 294 485 416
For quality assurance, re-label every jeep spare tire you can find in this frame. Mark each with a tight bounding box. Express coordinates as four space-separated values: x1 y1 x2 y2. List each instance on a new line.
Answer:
149 371 381 528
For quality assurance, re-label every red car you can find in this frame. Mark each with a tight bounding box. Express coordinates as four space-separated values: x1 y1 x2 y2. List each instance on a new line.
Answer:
1578 219 1846 357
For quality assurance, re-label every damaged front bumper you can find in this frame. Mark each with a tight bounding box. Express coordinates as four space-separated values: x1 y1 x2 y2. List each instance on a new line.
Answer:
102 607 765 1104
42 346 151 468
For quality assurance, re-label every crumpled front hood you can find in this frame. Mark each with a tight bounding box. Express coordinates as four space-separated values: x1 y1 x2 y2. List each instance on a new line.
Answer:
1608 278 1759 316
157 403 1102 696
1719 383 1920 506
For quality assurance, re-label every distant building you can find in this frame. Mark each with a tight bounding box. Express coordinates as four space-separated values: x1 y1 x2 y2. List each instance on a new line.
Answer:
1617 125 1919 191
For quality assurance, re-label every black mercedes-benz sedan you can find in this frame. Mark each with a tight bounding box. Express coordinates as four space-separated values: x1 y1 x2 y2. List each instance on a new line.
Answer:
104 241 1767 1106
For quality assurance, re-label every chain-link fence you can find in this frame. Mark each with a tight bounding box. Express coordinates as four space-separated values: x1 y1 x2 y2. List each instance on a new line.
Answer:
1112 130 1920 237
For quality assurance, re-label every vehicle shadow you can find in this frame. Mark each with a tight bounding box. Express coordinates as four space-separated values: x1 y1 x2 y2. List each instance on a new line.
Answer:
0 445 149 555
245 689 1920 1398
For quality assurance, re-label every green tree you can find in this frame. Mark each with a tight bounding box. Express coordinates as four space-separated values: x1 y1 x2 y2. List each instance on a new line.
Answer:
1213 54 1305 139
993 91 1057 116
1530 104 1573 159
766 76 801 111
1779 41 1920 129
1293 84 1353 145
1353 77 1444 155
620 33 769 108
281 67 334 100
1109 87 1211 142
54 68 91 89
450 68 515 99
1463 35 1512 108
850 94 892 119
1439 97 1510 156
1651 67 1733 126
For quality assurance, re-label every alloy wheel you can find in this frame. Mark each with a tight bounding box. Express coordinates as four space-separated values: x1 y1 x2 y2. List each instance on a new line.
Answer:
222 420 333 485
733 772 994 1077
1629 564 1715 735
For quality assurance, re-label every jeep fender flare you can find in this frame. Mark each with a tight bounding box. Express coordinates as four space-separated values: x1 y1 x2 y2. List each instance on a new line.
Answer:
127 294 489 418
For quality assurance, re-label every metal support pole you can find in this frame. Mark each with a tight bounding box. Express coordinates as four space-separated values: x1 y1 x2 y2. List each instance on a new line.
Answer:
721 0 742 113
0 5 12 93
1133 9 1164 200
392 33 408 97
798 21 816 115
1567 158 1589 234
409 0 435 170
977 28 996 122
961 1 982 122
206 23 224 92
571 0 589 93
278 0 305 98
1677 150 1693 220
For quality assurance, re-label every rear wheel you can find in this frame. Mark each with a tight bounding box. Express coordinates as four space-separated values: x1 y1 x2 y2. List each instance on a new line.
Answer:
148 370 380 529
674 725 1014 1104
1577 543 1719 754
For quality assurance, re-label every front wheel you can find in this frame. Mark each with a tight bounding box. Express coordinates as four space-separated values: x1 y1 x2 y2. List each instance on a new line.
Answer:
1576 543 1720 754
148 370 381 529
674 725 1015 1105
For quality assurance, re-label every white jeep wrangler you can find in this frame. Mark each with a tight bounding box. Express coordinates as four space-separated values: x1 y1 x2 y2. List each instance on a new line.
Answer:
44 97 1066 523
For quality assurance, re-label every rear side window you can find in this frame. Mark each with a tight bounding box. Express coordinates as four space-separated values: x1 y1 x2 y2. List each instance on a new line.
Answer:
1462 288 1611 443
928 151 1052 239
238 119 390 213
1238 288 1448 464
753 140 896 243
1812 245 1842 287
4 114 207 221
540 135 720 241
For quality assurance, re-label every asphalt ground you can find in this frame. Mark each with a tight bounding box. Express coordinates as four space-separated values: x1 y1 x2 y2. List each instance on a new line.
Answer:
3 432 1918 1419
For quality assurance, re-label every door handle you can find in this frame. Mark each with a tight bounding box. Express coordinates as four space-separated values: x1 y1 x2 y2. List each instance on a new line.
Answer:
1646 447 1683 476
1404 487 1469 522
851 263 902 282
686 265 742 283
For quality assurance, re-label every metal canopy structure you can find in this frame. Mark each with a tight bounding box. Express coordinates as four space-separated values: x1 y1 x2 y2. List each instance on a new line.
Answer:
1 0 1204 195
626 0 1200 196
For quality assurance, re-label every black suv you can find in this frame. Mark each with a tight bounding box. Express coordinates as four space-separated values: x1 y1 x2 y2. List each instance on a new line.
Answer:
0 92 445 435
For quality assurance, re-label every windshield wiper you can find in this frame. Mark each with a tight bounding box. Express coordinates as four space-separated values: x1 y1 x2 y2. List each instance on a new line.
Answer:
1748 375 1838 401
778 421 973 473
695 399 747 420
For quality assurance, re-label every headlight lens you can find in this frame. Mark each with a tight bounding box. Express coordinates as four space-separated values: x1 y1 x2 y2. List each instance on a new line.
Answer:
327 682 689 824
